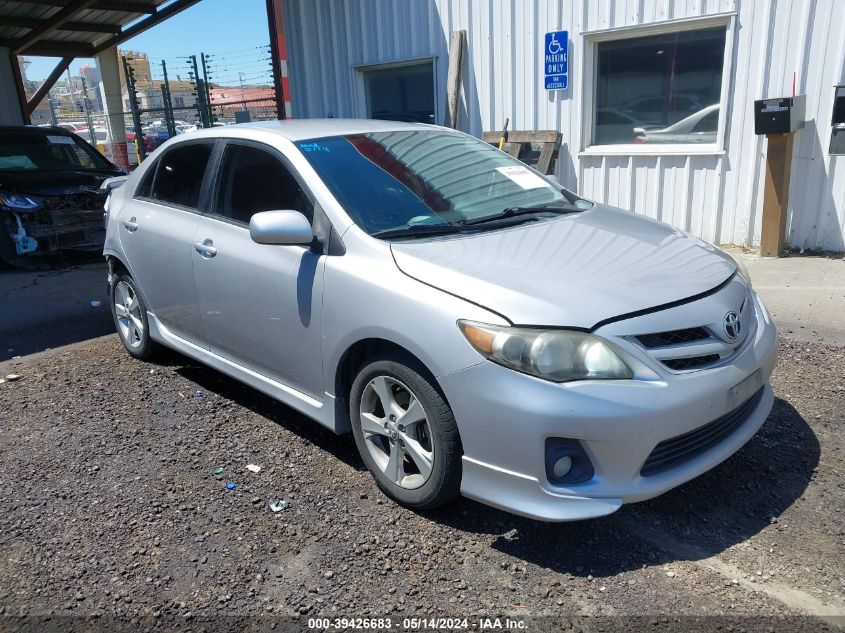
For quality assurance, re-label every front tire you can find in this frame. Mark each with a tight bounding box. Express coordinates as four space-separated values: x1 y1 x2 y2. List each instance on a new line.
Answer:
350 355 462 510
111 272 158 360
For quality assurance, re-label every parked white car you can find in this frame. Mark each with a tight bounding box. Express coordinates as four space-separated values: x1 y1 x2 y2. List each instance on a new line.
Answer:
635 104 720 144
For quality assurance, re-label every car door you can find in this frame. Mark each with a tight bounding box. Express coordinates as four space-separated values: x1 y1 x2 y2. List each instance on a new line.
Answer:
191 139 325 399
118 140 215 344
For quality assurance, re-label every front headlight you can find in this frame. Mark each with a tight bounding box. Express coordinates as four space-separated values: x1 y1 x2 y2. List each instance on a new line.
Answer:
0 192 41 211
458 320 633 382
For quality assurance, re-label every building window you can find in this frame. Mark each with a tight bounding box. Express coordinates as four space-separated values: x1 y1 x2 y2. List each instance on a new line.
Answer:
830 86 845 155
174 96 185 107
360 61 435 124
592 27 727 146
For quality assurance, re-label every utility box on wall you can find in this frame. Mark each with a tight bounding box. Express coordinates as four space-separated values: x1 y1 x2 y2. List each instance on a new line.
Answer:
754 95 806 135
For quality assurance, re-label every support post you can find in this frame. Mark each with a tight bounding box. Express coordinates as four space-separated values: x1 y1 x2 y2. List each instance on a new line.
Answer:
97 45 128 168
122 53 146 161
161 60 176 137
190 55 209 128
760 133 795 257
200 52 213 124
445 30 466 129
81 76 96 144
267 0 289 119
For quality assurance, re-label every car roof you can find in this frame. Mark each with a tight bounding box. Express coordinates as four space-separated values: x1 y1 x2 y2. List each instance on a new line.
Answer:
0 125 75 137
181 118 435 142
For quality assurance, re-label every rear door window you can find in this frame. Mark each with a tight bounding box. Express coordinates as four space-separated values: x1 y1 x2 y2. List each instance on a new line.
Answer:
150 143 214 209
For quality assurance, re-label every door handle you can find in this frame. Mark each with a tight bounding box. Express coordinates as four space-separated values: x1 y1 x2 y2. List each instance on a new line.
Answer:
194 239 217 258
122 217 138 232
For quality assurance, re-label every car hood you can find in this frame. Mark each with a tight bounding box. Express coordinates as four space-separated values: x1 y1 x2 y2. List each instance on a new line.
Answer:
0 168 123 198
390 205 736 329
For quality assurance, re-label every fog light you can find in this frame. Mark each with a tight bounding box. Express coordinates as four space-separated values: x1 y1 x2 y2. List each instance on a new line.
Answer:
552 455 573 478
545 438 594 485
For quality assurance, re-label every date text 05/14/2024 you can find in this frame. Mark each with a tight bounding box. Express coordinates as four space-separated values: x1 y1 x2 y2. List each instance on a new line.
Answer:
307 617 527 630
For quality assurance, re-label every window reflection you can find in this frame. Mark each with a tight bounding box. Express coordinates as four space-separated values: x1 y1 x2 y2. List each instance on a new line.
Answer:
594 28 726 145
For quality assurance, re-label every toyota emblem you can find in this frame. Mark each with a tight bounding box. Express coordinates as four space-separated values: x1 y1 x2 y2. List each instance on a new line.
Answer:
724 311 741 340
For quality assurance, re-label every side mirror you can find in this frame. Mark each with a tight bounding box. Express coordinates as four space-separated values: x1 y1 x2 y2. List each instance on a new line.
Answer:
249 210 314 245
100 175 128 193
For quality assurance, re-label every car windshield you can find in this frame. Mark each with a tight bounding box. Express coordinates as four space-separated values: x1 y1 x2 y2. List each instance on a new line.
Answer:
0 130 113 172
295 129 587 235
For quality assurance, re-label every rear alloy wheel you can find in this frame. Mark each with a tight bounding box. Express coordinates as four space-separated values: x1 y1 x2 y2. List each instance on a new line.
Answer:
111 273 158 360
350 356 462 510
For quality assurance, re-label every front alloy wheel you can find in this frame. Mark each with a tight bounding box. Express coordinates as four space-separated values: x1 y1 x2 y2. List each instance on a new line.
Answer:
350 355 462 510
359 375 435 489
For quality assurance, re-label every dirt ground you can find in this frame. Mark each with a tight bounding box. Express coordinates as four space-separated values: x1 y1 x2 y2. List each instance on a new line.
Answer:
0 333 842 632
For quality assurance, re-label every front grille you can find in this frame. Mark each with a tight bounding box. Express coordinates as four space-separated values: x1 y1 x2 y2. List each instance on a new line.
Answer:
640 387 765 476
661 354 721 371
636 327 711 348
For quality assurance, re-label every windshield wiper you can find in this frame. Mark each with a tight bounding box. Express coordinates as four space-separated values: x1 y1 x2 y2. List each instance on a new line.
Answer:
370 223 464 239
458 203 580 226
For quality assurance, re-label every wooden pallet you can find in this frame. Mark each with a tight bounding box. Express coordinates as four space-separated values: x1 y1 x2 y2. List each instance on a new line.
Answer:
482 129 562 175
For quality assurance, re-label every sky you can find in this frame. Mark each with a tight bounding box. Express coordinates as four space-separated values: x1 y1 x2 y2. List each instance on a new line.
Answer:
23 0 271 83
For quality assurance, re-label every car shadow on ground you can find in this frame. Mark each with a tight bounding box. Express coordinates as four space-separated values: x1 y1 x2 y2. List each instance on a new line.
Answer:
167 351 364 469
162 351 819 578
435 397 819 577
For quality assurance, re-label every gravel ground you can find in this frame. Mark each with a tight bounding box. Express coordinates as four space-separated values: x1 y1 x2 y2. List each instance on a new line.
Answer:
0 335 842 632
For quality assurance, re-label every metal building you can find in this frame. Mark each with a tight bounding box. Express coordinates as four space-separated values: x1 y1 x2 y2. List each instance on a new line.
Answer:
280 0 845 252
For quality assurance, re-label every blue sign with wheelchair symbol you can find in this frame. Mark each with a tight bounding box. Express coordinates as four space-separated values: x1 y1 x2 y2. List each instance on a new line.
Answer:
544 30 568 90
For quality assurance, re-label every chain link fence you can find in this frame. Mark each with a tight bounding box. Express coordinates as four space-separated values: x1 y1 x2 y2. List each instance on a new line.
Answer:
30 46 280 172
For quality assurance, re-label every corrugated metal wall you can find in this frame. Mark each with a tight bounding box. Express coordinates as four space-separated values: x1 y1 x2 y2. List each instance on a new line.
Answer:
283 0 845 252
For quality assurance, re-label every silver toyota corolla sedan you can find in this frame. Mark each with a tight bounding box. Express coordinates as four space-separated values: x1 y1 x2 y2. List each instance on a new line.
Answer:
102 119 777 521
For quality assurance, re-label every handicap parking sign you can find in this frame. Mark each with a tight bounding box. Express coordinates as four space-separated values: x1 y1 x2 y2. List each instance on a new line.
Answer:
544 30 568 90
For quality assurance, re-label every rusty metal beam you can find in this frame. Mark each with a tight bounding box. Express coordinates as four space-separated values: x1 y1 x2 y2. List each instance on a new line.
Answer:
9 53 31 124
1 16 121 33
92 0 201 55
9 0 157 13
25 55 74 116
0 38 94 56
11 0 99 55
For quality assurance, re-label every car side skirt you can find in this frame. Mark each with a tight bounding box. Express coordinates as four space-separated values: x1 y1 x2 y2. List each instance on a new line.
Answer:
146 312 340 433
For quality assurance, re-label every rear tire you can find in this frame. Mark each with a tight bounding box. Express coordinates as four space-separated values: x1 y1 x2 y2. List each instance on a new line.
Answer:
350 355 462 510
110 272 159 360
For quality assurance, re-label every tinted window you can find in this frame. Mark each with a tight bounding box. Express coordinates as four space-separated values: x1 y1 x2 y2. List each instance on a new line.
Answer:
150 143 213 209
213 144 310 224
594 27 726 145
0 129 113 171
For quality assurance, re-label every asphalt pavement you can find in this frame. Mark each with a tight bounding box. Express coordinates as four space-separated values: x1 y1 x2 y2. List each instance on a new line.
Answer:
0 260 112 361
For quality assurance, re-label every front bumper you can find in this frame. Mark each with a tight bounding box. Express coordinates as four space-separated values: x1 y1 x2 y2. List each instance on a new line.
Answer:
439 291 778 522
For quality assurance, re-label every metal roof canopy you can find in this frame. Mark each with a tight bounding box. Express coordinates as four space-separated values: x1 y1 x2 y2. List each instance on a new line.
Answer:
0 0 202 57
